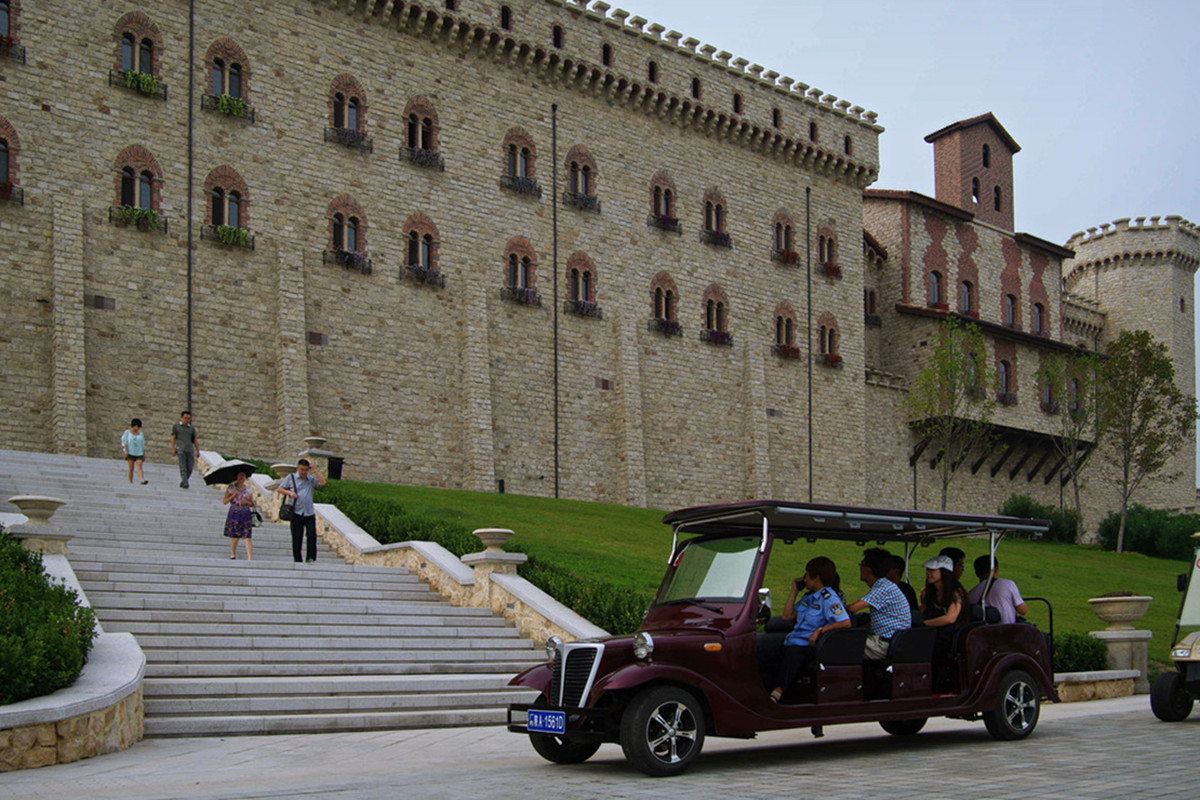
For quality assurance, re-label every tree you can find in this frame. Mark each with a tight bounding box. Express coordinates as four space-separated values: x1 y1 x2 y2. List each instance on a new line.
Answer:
1035 351 1101 538
904 317 997 511
1097 330 1198 553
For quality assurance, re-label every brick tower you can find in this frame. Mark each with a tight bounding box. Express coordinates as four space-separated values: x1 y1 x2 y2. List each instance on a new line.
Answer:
925 112 1020 231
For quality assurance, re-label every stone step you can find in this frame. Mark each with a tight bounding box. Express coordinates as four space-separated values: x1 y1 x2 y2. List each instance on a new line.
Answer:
80 583 439 601
145 660 539 679
144 688 531 716
103 620 526 639
141 673 520 696
73 569 425 591
96 608 504 626
87 594 456 614
142 706 528 737
137 638 537 657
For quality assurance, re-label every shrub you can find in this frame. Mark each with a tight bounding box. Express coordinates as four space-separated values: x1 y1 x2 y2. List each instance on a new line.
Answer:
997 494 1078 543
0 528 97 705
1053 630 1108 673
313 482 650 633
1095 505 1200 561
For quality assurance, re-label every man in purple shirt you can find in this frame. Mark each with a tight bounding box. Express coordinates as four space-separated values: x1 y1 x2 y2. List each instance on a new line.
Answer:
967 555 1028 624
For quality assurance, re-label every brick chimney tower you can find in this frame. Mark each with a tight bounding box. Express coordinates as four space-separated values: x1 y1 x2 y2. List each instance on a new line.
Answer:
925 112 1020 231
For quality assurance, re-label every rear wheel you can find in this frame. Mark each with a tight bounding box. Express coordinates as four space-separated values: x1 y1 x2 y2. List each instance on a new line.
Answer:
620 686 705 777
879 718 927 736
982 670 1040 740
1151 670 1195 722
527 697 601 764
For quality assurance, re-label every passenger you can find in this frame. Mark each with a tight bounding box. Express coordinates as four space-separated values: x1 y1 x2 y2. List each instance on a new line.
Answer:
919 555 966 628
967 555 1028 624
887 555 921 622
846 548 912 659
938 546 967 581
770 556 851 703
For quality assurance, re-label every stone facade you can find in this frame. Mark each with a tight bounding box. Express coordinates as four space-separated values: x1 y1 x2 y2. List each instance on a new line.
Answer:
0 688 143 772
0 1 1193 526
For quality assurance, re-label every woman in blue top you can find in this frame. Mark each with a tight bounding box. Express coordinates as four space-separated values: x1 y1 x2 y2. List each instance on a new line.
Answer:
770 556 852 702
121 418 148 484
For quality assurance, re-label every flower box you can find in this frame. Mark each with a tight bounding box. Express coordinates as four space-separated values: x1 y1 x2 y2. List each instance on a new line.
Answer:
109 69 167 100
1 35 24 63
563 192 601 213
201 224 255 249
501 286 541 306
997 391 1018 406
500 175 542 197
0 181 12 201
929 301 949 311
700 328 734 346
773 343 800 360
864 313 882 327
403 264 446 288
109 205 167 234
564 299 603 319
400 146 445 171
817 352 843 368
1040 400 1060 414
647 317 682 337
700 229 732 248
821 262 841 279
323 249 372 274
324 126 373 152
771 248 799 266
201 93 255 122
646 214 682 234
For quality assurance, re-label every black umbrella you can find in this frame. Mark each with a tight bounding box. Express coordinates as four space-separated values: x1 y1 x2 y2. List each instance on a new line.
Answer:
203 459 258 486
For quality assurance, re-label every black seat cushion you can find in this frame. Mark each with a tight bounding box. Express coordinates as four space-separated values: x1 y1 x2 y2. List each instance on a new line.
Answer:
887 626 937 663
815 628 868 666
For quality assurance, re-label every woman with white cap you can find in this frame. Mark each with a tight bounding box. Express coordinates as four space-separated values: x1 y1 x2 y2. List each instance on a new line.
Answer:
919 554 965 628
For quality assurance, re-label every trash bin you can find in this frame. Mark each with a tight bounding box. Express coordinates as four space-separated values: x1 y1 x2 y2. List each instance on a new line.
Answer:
327 456 344 480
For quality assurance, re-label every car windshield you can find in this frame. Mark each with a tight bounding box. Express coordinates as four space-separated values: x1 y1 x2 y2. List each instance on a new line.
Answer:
654 536 760 606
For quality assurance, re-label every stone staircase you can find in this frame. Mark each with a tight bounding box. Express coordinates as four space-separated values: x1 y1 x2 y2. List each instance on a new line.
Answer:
0 449 542 736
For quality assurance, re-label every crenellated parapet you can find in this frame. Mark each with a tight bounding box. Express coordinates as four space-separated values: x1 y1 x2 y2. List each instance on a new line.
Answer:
316 0 882 187
1061 294 1106 345
1064 215 1200 289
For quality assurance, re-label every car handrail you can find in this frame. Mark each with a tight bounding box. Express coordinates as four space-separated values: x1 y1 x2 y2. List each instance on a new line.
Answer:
1023 596 1054 674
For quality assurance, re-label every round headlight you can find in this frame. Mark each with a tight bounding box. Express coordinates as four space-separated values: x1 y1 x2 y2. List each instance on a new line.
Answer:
633 631 654 660
544 635 562 660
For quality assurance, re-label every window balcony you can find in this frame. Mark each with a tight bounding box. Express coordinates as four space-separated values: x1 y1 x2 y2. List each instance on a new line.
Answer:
109 69 167 100
773 343 801 360
646 214 682 234
1040 400 1060 414
700 229 732 248
500 175 542 197
201 93 255 122
647 317 682 337
323 249 372 274
399 146 445 171
998 391 1019 406
324 127 373 152
1 182 23 207
201 224 255 249
816 352 843 368
564 299 603 319
864 313 882 327
820 262 841 279
929 301 949 311
563 192 601 213
700 328 733 347
501 286 541 306
771 248 799 266
402 264 446 288
109 205 167 234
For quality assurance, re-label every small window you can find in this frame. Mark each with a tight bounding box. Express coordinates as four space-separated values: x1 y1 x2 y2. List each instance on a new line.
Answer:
772 108 781 128
445 0 457 10
500 5 512 30
864 289 877 316
1004 294 1017 327
971 177 980 204
648 60 658 84
982 143 991 168
998 360 1011 393
705 300 727 332
654 287 676 320
704 201 725 232
0 138 9 185
733 93 742 115
1042 383 1053 407
960 281 973 314
691 77 701 100
843 135 852 156
120 167 136 207
121 33 135 72
0 2 10 38
1069 379 1081 412
994 185 1002 212
1181 297 1187 313
1032 303 1045 335
138 37 153 74
929 271 943 306
334 93 347 128
774 222 793 252
552 25 563 49
138 171 152 210
601 43 613 67
333 214 360 253
809 121 818 143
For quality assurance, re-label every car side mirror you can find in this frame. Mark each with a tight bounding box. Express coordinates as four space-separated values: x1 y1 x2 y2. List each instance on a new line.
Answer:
1179 573 1189 593
757 587 772 624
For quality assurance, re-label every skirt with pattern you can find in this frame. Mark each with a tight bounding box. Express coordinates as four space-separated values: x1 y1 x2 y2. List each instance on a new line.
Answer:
223 505 253 539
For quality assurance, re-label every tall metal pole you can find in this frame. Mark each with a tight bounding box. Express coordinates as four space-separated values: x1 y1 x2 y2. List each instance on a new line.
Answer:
552 104 560 498
185 0 196 412
806 186 813 502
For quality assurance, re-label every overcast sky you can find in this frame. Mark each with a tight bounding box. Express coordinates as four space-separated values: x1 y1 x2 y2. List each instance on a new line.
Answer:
625 0 1200 479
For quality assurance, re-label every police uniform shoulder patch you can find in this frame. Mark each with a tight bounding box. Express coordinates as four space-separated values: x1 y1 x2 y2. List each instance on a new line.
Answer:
830 603 844 615
820 588 831 599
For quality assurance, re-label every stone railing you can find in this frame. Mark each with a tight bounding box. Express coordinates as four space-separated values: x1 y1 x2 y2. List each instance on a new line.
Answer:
1053 669 1139 703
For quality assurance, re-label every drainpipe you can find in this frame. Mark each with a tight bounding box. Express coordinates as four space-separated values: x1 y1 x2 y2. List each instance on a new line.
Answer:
806 186 813 502
552 104 560 499
185 0 196 411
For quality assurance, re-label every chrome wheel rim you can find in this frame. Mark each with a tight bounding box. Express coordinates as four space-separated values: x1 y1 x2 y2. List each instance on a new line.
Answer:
1003 680 1037 731
645 701 698 763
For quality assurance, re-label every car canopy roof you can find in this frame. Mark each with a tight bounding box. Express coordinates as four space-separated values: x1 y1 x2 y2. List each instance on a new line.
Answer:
662 501 1049 545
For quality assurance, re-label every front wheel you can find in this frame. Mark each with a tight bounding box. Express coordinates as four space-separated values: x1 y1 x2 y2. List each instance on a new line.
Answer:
1150 670 1195 722
527 697 601 764
620 686 706 777
982 669 1040 740
879 718 927 736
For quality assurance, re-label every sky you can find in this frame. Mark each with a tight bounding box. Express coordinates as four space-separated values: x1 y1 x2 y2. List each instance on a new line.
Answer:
624 0 1200 480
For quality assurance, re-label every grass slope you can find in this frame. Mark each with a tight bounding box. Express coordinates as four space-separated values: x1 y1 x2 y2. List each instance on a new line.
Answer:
321 481 1190 660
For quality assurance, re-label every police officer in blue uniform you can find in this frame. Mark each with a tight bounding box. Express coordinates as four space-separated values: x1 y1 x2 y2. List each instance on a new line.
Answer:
771 556 852 703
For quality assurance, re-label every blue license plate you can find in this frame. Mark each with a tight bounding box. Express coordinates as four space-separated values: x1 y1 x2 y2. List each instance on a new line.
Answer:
527 709 566 735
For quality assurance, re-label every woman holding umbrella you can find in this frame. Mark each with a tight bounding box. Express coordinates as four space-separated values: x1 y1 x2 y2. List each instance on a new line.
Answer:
207 461 257 560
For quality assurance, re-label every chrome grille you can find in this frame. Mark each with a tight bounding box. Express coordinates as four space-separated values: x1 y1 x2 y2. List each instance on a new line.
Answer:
552 643 603 708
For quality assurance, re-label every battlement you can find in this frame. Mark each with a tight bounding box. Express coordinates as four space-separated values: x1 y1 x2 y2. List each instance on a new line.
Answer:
1061 294 1105 345
1067 215 1200 248
1064 215 1200 286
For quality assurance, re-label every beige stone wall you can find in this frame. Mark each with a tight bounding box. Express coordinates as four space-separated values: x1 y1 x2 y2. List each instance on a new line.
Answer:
0 688 143 772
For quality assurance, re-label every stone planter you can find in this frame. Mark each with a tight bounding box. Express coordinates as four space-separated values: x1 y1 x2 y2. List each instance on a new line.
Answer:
1088 595 1152 631
303 436 328 452
271 463 297 479
473 528 515 552
8 495 67 525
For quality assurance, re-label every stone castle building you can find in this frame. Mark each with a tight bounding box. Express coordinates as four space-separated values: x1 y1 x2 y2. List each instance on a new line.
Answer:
1 0 1196 525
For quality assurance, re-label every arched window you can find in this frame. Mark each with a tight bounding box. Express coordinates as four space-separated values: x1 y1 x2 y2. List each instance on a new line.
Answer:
0 138 9 185
204 167 250 231
705 299 727 331
971 177 980 203
982 143 991 168
691 77 701 99
1042 382 1054 408
347 97 359 131
120 33 135 71
994 185 1002 212
0 2 10 38
333 93 347 128
1069 379 1081 413
1004 294 1017 327
211 188 226 226
137 171 152 209
210 58 243 98
929 271 943 306
648 60 658 84
408 231 434 270
120 167 136 207
601 43 613 67
552 25 563 49
650 172 677 222
819 326 828 355
998 360 1011 394
960 281 974 314
651 273 678 322
775 222 794 252
500 5 512 30
864 289 877 316
138 37 153 74
333 214 360 252
733 93 742 114
1032 303 1045 335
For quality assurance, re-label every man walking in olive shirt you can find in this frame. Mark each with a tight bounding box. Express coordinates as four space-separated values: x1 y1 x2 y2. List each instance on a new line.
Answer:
171 410 199 489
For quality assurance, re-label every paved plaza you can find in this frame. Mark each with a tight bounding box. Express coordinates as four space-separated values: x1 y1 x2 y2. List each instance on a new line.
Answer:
2 696 1194 800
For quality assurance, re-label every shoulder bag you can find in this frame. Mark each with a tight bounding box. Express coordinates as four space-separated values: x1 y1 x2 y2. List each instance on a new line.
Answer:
278 474 296 521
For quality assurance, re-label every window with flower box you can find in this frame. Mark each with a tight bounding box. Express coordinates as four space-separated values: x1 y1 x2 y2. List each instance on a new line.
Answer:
326 75 371 151
201 166 253 249
1040 383 1058 414
111 145 165 233
501 127 540 197
700 189 730 248
564 251 601 319
960 280 976 317
400 96 443 170
112 12 165 100
701 284 732 346
1031 302 1045 336
864 289 881 327
564 145 599 212
773 301 799 359
817 224 839 278
501 236 539 306
928 270 946 309
203 39 253 122
649 271 681 336
1003 293 1019 329
771 209 797 265
402 213 444 288
817 312 842 367
997 359 1017 405
324 196 370 273
648 171 680 233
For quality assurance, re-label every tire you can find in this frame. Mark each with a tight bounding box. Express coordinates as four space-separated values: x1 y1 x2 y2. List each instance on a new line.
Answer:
526 697 601 765
620 686 706 777
879 718 927 736
982 669 1040 740
1151 670 1195 722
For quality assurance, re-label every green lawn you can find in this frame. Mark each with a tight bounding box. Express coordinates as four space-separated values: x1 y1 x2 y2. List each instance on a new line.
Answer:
320 481 1191 661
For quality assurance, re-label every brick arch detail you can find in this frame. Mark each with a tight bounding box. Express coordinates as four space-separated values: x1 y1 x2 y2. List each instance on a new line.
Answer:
502 127 537 179
566 145 597 173
113 10 163 73
403 95 439 149
995 341 1017 394
774 301 797 320
649 270 678 308
204 38 252 100
0 115 19 183
204 165 250 227
818 311 840 354
329 74 368 128
650 170 677 216
113 145 164 210
772 208 794 228
817 217 839 265
701 283 730 327
566 251 597 302
504 235 538 286
404 212 440 267
327 194 368 249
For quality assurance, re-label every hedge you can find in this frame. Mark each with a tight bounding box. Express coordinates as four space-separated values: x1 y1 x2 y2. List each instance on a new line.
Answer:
1052 630 1108 673
1096 505 1200 561
314 482 650 634
0 528 97 705
997 494 1079 543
